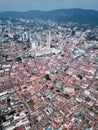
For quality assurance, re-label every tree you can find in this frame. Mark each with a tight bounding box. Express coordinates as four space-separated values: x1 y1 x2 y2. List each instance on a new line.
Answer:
77 74 83 80
15 57 22 62
45 74 51 80
8 110 16 115
27 100 35 107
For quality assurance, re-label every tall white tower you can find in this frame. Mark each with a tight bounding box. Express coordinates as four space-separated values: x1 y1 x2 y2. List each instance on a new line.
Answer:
47 31 51 48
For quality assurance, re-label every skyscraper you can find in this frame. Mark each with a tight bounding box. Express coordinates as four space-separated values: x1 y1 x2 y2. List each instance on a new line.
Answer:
47 31 51 48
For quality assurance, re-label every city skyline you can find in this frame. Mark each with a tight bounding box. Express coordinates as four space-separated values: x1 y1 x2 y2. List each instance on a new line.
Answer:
0 0 98 12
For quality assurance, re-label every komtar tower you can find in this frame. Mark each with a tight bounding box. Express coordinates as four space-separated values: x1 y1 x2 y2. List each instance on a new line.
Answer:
47 31 51 48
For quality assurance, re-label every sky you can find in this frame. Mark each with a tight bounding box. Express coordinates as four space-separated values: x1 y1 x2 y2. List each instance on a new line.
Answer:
0 0 98 12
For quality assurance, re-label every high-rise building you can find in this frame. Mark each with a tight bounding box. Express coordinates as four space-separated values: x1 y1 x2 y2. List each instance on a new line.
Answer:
31 33 39 49
47 31 51 48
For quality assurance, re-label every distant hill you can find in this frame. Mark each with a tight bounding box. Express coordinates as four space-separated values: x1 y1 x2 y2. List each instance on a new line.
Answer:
0 9 98 25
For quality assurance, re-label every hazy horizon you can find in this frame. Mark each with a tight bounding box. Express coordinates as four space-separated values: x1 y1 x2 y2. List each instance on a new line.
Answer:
0 8 98 13
0 0 98 12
